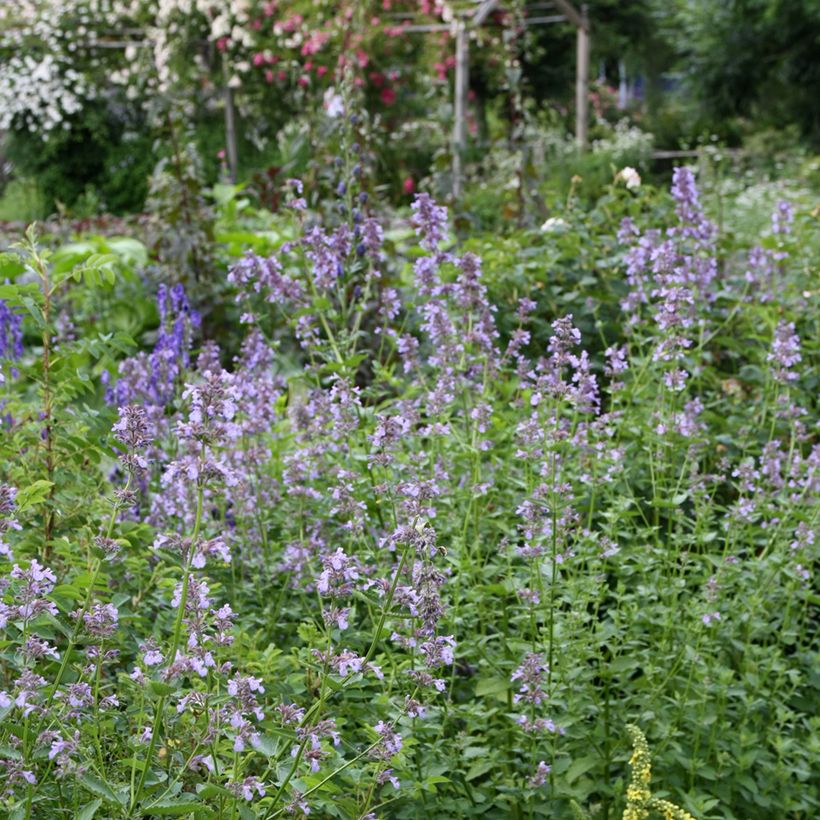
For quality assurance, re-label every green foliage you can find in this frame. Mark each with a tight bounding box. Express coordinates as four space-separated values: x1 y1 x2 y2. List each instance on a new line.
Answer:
0 177 45 222
0 166 817 818
4 101 155 216
660 0 820 145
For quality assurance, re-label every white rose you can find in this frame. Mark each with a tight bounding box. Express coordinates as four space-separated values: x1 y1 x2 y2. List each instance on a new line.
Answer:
540 217 567 233
617 167 641 190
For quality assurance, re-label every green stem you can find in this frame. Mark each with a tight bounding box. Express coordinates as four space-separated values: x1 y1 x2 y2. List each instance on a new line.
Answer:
129 465 206 815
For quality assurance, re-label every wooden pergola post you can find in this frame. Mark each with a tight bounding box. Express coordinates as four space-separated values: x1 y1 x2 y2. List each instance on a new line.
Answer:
575 5 590 150
408 0 593 195
553 0 589 150
452 17 469 199
222 63 239 184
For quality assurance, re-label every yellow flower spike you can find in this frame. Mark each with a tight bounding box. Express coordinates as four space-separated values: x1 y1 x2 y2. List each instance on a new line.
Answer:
622 725 699 820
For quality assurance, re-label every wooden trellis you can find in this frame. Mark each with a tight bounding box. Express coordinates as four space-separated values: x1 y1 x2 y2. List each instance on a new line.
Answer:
6 1 591 194
403 0 591 197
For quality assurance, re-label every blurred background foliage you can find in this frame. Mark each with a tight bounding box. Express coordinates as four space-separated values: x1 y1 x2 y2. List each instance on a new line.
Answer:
0 0 818 219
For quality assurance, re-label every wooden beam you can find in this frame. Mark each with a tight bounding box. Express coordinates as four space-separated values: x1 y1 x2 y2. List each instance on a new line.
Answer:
473 0 501 26
81 40 147 49
525 15 566 24
402 23 452 32
651 150 701 159
404 16 566 33
552 0 586 30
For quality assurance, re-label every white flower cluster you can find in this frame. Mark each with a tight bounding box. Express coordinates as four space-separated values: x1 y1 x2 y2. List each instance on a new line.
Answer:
0 0 127 135
114 0 253 97
0 0 346 140
592 119 654 163
0 53 91 133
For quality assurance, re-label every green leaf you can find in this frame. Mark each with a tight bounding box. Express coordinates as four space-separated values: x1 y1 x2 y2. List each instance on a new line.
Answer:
77 799 103 820
211 183 245 205
15 480 55 512
566 755 599 784
465 760 494 781
149 680 177 697
0 283 21 300
196 783 233 800
79 773 126 806
21 295 45 328
143 796 210 816
0 253 25 280
475 677 509 698
107 237 149 268
251 734 280 758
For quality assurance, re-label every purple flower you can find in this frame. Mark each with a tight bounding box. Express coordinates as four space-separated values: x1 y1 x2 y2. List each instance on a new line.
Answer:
113 284 199 410
60 682 93 712
407 670 447 691
0 484 20 560
419 635 456 668
74 602 119 639
772 200 793 235
112 405 153 451
316 548 360 597
11 670 46 716
619 168 716 361
23 636 59 661
512 653 548 706
0 759 36 795
0 299 23 380
371 721 403 759
528 761 551 787
48 730 81 776
670 167 714 244
302 225 348 291
10 560 58 622
276 703 306 725
377 768 401 789
547 315 581 367
518 716 562 735
768 321 802 383
230 777 266 801
284 790 311 816
410 193 449 251
228 251 306 306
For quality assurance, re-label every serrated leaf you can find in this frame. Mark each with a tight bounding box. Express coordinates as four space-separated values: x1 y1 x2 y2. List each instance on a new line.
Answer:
196 783 233 800
143 795 208 815
15 480 54 511
79 773 126 806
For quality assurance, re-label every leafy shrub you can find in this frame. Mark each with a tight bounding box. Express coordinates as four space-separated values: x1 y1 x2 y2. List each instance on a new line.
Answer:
0 167 816 820
4 102 156 216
